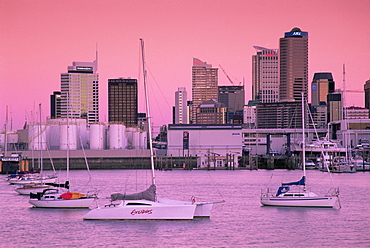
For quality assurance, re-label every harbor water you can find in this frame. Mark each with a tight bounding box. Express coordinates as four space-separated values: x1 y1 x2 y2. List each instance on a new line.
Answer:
1 169 369 247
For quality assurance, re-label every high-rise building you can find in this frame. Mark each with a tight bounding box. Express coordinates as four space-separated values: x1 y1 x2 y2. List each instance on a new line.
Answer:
108 78 138 126
174 87 188 124
195 99 227 124
364 79 370 113
252 46 279 103
191 58 218 124
279 27 308 102
218 86 245 123
50 91 61 119
60 59 99 123
311 72 335 106
327 91 342 123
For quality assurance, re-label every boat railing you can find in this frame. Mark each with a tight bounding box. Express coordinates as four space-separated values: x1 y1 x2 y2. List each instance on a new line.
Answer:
325 188 339 197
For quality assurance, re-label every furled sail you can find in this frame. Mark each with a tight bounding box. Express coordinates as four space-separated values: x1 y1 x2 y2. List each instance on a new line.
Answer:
110 184 156 202
282 176 306 186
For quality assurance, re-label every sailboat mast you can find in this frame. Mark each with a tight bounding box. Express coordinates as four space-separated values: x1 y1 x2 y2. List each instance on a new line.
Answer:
140 38 156 186
301 92 306 178
39 104 43 176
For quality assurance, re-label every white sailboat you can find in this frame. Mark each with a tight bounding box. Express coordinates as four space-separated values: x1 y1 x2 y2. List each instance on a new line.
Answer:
84 39 212 220
260 93 340 208
15 104 57 194
29 100 97 208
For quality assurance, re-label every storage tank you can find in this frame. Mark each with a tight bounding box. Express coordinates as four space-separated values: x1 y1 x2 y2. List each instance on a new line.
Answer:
89 123 106 150
46 123 60 150
28 124 47 150
131 128 140 149
109 124 126 150
60 124 77 150
139 131 147 149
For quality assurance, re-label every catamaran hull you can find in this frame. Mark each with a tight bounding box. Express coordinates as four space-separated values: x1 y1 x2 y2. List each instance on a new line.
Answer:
83 200 197 220
29 198 96 208
260 196 338 208
157 198 213 218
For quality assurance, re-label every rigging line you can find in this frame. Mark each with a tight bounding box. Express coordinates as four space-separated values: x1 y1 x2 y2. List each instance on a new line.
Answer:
205 171 225 200
145 63 171 122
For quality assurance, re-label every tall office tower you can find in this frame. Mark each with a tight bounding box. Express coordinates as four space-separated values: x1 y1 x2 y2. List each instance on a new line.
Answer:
50 91 61 119
218 86 245 123
327 91 342 123
174 87 188 124
364 79 370 114
108 78 138 126
279 27 308 102
252 46 279 103
191 58 218 124
60 59 99 123
311 72 335 106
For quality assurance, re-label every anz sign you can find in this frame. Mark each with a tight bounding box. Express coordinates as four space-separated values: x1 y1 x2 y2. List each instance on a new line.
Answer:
285 31 308 37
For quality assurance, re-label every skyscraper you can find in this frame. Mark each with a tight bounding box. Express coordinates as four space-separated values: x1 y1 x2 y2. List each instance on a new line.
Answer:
279 27 308 102
191 58 218 124
311 72 335 106
218 85 245 123
50 91 61 119
252 46 279 103
174 87 188 124
108 78 138 126
60 59 99 123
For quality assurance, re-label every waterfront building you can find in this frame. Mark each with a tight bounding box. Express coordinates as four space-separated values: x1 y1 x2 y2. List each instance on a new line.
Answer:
279 27 308 102
60 59 99 123
364 79 370 115
218 86 245 124
191 58 218 124
195 99 227 124
174 87 188 124
50 91 61 119
108 78 138 126
311 72 335 106
252 46 279 103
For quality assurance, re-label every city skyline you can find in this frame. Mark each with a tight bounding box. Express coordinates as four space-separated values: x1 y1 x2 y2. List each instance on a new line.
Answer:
1 0 369 130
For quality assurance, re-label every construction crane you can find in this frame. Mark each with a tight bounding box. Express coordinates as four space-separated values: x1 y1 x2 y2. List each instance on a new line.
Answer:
219 64 241 86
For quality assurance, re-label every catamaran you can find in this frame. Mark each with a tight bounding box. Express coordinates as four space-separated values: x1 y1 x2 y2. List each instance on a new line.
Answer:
84 39 213 220
260 93 340 208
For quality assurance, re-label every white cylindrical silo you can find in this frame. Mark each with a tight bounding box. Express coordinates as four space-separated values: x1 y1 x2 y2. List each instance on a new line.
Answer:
90 123 105 150
109 124 126 150
139 130 147 149
60 124 77 150
131 128 140 149
28 124 47 150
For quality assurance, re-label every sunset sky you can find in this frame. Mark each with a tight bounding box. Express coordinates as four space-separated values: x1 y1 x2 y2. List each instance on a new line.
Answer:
1 0 369 131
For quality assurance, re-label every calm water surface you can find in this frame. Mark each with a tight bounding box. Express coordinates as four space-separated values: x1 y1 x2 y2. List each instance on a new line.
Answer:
1 169 369 247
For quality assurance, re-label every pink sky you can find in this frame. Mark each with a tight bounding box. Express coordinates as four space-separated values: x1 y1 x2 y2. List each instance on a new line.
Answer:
1 0 369 131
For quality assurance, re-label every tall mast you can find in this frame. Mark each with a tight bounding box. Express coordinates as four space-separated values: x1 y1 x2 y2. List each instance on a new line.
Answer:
39 104 43 176
301 92 306 179
140 38 156 186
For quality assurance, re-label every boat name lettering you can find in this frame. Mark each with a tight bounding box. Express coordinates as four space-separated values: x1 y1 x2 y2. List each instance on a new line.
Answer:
130 209 153 215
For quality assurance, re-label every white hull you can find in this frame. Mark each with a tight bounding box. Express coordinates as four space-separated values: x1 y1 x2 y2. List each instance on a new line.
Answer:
29 196 96 208
83 199 197 220
260 194 338 208
158 198 214 218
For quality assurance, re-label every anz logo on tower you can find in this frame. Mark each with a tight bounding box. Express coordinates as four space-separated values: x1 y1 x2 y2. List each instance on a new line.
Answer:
292 32 301 36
